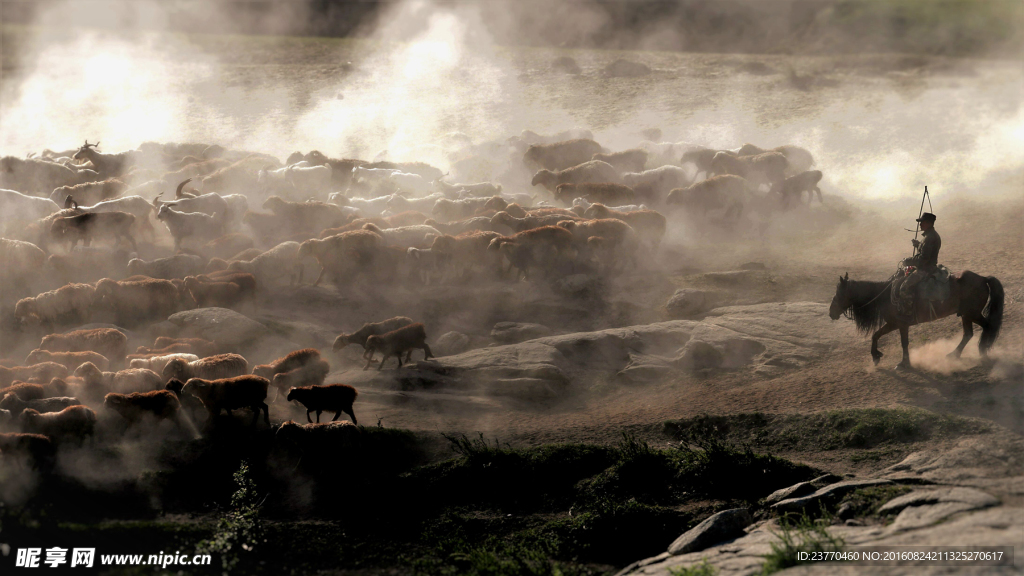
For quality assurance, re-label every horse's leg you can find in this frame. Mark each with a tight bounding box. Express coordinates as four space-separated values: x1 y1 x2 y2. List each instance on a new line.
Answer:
948 316 974 359
870 322 898 365
896 325 911 369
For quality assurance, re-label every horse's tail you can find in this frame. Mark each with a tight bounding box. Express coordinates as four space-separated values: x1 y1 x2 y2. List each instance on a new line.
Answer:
979 276 1004 354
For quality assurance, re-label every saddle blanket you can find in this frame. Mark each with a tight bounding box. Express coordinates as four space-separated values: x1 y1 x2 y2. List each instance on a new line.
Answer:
918 264 952 302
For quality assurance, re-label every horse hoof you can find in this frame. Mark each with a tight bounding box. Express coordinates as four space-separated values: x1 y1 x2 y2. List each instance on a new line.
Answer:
895 361 912 371
946 351 961 359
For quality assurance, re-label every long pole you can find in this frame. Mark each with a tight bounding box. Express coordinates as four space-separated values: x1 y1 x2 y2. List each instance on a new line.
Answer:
911 186 928 258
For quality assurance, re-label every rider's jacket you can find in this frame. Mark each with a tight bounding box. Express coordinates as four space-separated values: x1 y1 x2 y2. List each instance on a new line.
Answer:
909 228 941 273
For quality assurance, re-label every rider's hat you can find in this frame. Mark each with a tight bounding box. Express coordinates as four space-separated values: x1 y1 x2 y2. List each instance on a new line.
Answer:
916 212 936 223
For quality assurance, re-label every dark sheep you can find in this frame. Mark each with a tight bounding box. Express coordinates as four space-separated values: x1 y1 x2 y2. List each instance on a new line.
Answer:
286 383 358 424
104 390 181 424
252 348 322 380
20 405 97 442
50 211 137 251
0 363 69 387
363 323 433 370
0 433 55 470
333 317 414 361
778 170 823 207
271 360 330 396
181 375 270 426
162 353 249 383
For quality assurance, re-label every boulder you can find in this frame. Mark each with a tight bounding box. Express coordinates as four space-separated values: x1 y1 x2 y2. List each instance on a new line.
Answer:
604 59 651 78
667 508 753 555
772 479 894 513
672 340 723 371
878 487 999 516
665 289 708 319
435 331 473 357
167 308 270 348
764 480 816 505
491 322 552 344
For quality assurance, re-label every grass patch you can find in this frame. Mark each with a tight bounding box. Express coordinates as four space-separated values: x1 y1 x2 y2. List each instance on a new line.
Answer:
760 513 845 575
838 486 914 520
670 559 718 576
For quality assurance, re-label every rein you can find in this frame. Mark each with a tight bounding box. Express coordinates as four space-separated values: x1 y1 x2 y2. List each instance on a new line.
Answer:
842 278 895 320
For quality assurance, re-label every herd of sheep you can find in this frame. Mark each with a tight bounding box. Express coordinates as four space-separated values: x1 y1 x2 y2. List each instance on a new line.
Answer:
0 130 821 470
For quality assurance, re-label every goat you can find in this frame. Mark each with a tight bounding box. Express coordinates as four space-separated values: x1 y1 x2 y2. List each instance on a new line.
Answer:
50 211 137 251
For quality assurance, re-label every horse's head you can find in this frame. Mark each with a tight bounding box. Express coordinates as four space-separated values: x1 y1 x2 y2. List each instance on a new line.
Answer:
829 272 850 320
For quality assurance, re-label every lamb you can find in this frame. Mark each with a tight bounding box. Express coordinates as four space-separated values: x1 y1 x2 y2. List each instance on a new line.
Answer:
621 166 693 203
433 179 502 198
736 144 815 176
103 390 181 424
14 283 96 327
252 348 322 381
74 362 163 394
333 316 414 361
582 204 667 250
531 160 621 192
490 211 581 233
127 253 205 279
181 375 270 426
129 353 200 374
50 211 138 251
286 384 358 424
361 223 441 249
407 247 449 284
26 349 109 372
0 364 68 388
523 139 605 171
709 151 788 192
39 328 128 367
227 241 305 287
297 230 383 286
666 174 750 221
271 359 330 396
777 170 823 207
0 393 81 414
20 405 97 442
363 323 434 370
162 353 249 383
49 178 127 207
0 433 55 470
592 149 648 173
94 277 184 327
157 203 223 250
552 182 635 207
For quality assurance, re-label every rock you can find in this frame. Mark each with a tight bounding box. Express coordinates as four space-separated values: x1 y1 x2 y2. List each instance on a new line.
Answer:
616 353 675 383
887 501 990 532
435 331 472 356
667 508 752 555
764 481 816 505
604 59 651 78
552 56 581 75
672 340 723 371
167 308 270 348
878 487 999 516
491 322 552 344
772 479 894 513
665 289 708 319
552 273 602 296
721 338 766 368
836 502 855 520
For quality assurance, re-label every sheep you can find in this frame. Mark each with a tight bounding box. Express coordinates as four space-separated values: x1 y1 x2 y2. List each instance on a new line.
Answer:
220 194 250 231
26 349 109 372
262 196 349 237
49 178 127 207
286 384 358 424
431 197 493 222
129 353 201 374
621 166 693 203
0 393 81 414
46 247 130 286
157 203 223 250
736 144 815 176
148 337 217 354
570 197 646 215
333 316 415 364
227 240 307 287
0 383 45 401
65 195 155 238
406 247 449 285
94 277 183 327
592 149 649 173
433 179 502 197
709 151 788 192
14 283 96 328
490 211 581 233
74 362 163 394
342 194 395 217
0 365 68 389
777 170 823 207
198 159 260 196
423 216 496 236
127 253 205 279
582 204 667 250
523 139 605 171
152 183 230 218
0 157 87 195
383 210 431 227
430 231 503 279
202 233 254 260
181 375 270 426
558 218 640 272
183 275 245 309
162 353 248 384
252 349 322 381
553 182 635 207
39 328 128 367
72 140 137 178
50 211 137 251
271 359 330 396
680 147 735 176
386 193 446 214
363 323 433 370
103 390 181 424
0 189 61 224
531 160 621 192
319 217 388 238
20 405 97 442
488 225 576 278
666 174 750 221
297 230 383 286
0 433 55 470
361 223 441 249
0 238 47 296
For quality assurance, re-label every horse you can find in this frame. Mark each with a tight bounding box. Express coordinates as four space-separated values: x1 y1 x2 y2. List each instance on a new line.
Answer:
828 271 1003 369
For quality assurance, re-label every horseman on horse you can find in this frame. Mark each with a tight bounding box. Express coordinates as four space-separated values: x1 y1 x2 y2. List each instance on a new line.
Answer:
829 207 1003 370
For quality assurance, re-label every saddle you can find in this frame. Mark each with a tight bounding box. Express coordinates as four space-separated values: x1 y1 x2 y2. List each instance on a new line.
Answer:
918 264 952 302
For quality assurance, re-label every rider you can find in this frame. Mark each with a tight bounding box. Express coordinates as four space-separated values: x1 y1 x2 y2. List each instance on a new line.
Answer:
897 212 941 320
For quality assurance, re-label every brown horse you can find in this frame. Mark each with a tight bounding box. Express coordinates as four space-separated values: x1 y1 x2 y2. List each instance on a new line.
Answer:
829 271 1003 369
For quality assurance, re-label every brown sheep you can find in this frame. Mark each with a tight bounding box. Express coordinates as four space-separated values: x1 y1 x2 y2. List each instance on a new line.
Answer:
364 323 433 370
74 362 164 394
39 328 128 368
182 375 270 426
680 147 735 175
286 383 358 424
47 249 131 286
558 218 640 272
20 405 97 442
26 349 109 372
666 174 750 221
553 182 635 207
94 277 183 327
592 149 648 173
736 144 815 176
709 151 788 192
162 353 248 383
318 217 389 239
104 390 181 424
430 231 503 279
127 353 201 373
582 204 667 249
0 363 69 387
0 383 46 401
50 211 137 251
183 276 243 309
490 211 582 233
203 233 255 260
197 271 258 297
14 283 96 328
0 433 55 470
523 139 604 171
0 393 81 414
50 177 127 207
487 225 576 278
333 317 414 361
271 360 330 396
530 160 621 192
778 170 823 207
297 230 383 286
252 348 321 380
